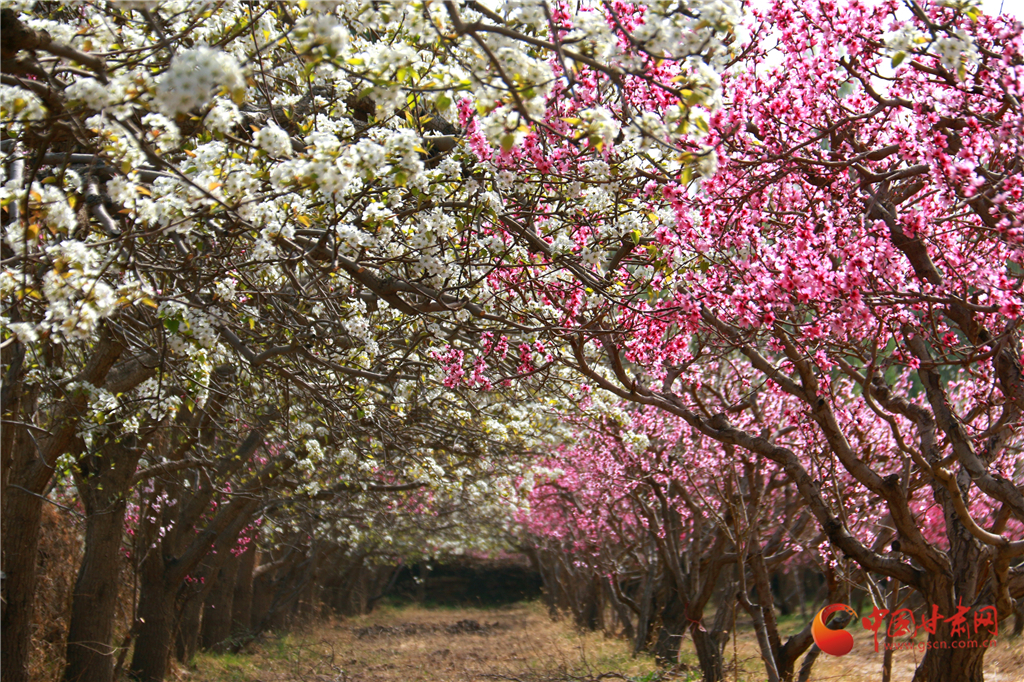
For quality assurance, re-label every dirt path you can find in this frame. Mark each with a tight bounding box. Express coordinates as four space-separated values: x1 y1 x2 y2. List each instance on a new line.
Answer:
189 603 1024 682
190 603 662 682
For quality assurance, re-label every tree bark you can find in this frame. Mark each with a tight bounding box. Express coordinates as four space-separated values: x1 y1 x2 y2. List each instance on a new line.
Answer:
579 575 602 631
603 577 636 642
911 638 987 682
1 477 46 682
2 333 123 682
653 591 687 664
231 543 256 640
692 626 724 682
796 645 821 682
64 438 142 682
129 558 176 682
201 554 239 652
634 562 656 654
175 592 203 664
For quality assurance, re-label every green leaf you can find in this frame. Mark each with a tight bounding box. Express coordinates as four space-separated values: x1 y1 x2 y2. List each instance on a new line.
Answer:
500 133 515 152
891 51 907 68
164 319 180 334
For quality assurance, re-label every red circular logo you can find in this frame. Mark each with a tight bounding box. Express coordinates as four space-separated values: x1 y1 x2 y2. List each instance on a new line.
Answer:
812 603 858 656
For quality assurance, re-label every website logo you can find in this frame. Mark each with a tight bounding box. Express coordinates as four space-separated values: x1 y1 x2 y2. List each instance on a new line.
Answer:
812 603 858 656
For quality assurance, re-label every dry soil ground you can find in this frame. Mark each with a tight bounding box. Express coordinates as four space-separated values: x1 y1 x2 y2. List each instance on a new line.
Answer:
187 602 1024 682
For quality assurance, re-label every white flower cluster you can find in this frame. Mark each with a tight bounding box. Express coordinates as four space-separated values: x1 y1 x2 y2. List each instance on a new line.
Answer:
28 183 78 234
580 107 621 147
344 314 379 357
884 24 927 54
933 30 980 71
140 113 181 152
84 113 147 169
885 24 979 73
384 128 425 177
70 382 119 448
0 83 46 122
40 240 117 342
65 78 123 112
155 46 246 116
158 301 219 352
211 278 237 302
206 99 241 134
504 0 547 30
304 438 325 462
362 201 392 225
333 223 368 256
295 13 349 57
135 377 183 422
695 147 719 178
255 123 293 158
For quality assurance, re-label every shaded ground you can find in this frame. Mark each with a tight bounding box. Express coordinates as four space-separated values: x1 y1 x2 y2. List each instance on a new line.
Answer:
188 602 1024 682
189 602 662 682
388 557 543 606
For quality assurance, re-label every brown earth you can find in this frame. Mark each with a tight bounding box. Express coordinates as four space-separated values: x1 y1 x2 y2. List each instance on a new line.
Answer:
187 603 1024 682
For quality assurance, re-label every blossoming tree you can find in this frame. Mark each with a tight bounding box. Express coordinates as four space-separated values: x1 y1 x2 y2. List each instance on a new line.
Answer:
495 2 1024 681
2 1 1022 682
1 1 738 681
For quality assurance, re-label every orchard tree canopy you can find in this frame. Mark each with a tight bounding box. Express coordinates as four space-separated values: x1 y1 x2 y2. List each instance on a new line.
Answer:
1 1 1023 682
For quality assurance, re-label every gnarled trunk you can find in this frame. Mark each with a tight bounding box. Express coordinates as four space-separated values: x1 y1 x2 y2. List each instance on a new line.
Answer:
231 544 256 640
653 592 687 664
175 592 202 664
911 638 987 682
63 499 126 682
1 484 45 682
201 555 239 652
129 562 175 682
692 626 725 682
64 438 141 682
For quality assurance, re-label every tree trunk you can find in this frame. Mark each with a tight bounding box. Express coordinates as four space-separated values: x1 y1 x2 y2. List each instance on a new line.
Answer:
3 334 124 682
579 575 602 631
129 564 176 682
525 548 559 618
231 545 256 640
653 592 687 664
250 568 276 630
63 498 126 682
911 638 987 682
1 485 45 682
64 438 141 682
796 645 820 682
603 578 636 642
692 626 725 682
175 591 202 664
634 563 656 654
201 555 239 652
881 579 901 682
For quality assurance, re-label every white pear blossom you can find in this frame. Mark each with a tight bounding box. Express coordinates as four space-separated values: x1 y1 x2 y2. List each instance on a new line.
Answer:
255 123 293 158
155 46 246 116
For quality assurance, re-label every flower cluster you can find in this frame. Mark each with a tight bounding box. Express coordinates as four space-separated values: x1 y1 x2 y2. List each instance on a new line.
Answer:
155 46 246 116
